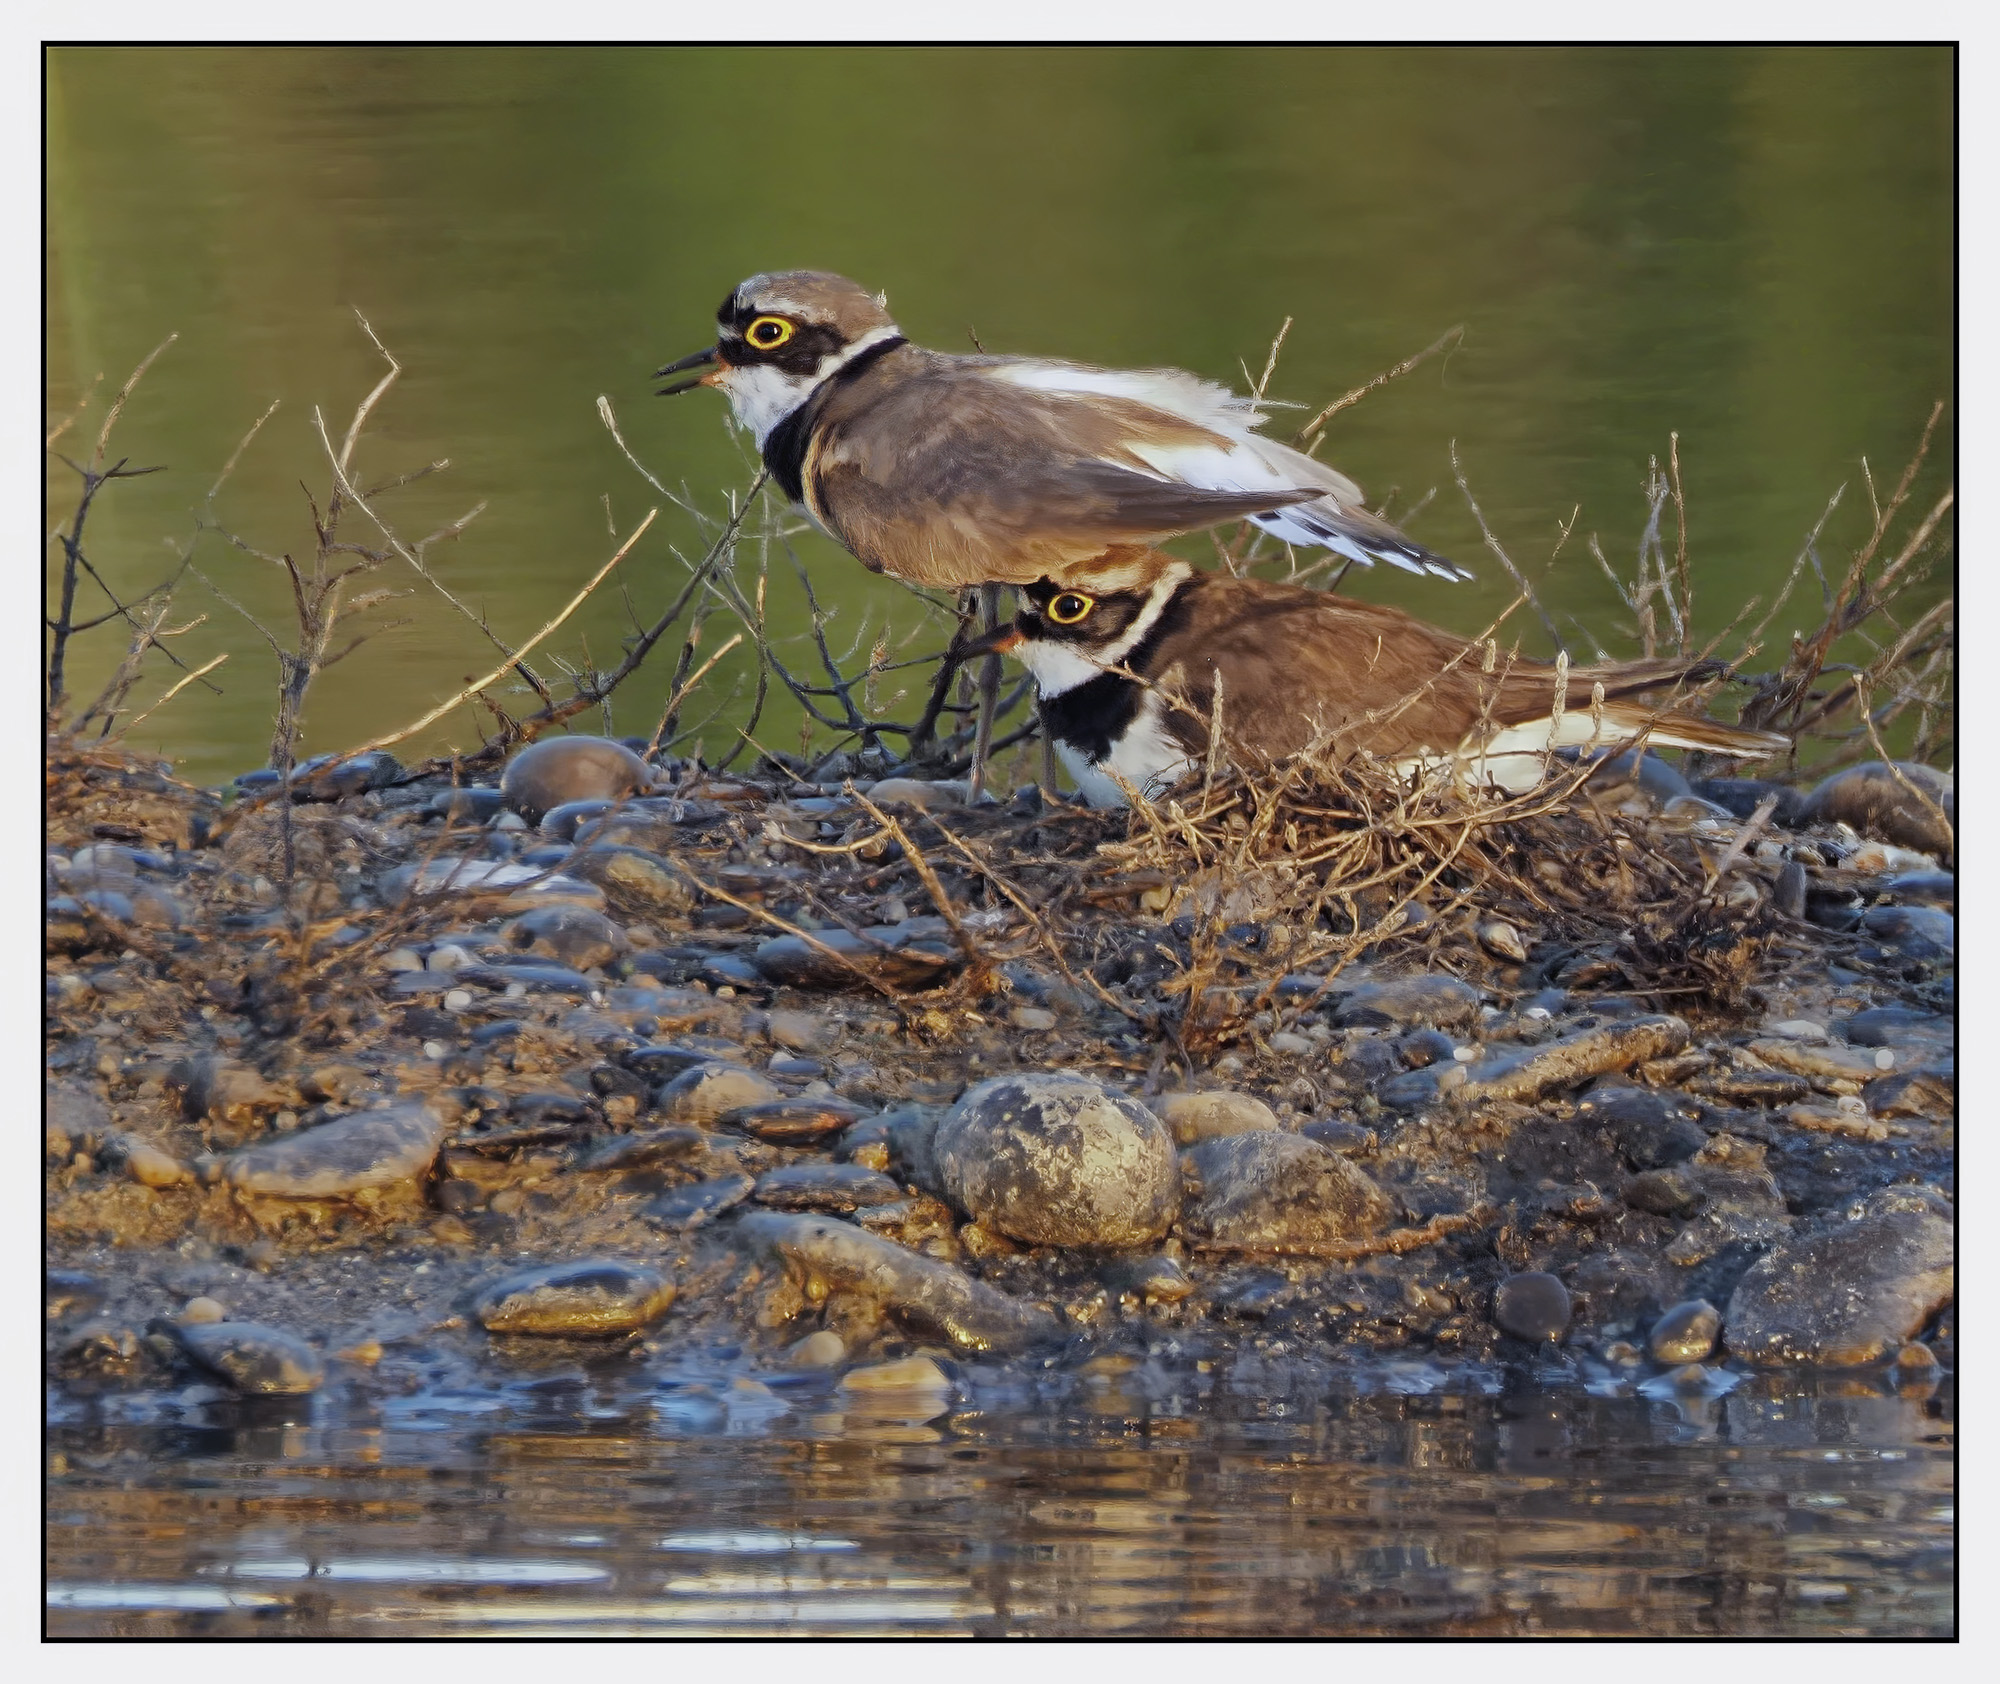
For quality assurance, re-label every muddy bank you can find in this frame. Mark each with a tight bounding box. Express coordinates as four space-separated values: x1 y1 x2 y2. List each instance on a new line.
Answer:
46 735 1954 1411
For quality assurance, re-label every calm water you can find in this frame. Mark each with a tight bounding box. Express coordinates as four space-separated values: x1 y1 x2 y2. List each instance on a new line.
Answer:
46 46 1952 785
47 1360 1952 1637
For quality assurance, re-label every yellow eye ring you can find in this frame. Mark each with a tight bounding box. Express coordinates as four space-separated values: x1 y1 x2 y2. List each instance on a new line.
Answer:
1047 592 1094 625
745 315 795 350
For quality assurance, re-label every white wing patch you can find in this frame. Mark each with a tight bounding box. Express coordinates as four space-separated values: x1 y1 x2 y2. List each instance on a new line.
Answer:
1399 709 1780 796
991 357 1464 581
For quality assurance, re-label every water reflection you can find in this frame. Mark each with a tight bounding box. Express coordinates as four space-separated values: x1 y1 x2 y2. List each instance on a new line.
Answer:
47 1367 1954 1637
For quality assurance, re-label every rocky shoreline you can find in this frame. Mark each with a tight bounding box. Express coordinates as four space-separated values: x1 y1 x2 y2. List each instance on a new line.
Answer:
46 734 1954 1415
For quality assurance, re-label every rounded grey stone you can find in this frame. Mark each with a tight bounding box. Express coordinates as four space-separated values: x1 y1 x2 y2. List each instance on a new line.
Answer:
166 1320 324 1394
1494 1272 1571 1342
1181 1132 1395 1252
224 1098 448 1198
1153 1090 1281 1146
1798 760 1954 859
934 1073 1180 1248
474 1259 676 1336
1648 1298 1722 1363
500 736 652 825
657 1062 783 1125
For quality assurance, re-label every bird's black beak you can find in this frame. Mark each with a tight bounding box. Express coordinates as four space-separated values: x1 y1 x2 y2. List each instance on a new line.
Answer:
962 619 1027 659
654 345 720 396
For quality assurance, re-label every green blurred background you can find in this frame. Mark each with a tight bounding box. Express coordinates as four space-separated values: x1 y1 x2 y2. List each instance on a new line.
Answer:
46 45 1953 785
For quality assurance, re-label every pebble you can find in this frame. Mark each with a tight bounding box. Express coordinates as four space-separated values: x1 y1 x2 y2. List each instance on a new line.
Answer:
1332 974 1483 1030
1153 1090 1281 1146
1375 1062 1467 1112
1396 1028 1457 1070
933 1073 1181 1249
720 1097 867 1144
179 1296 227 1325
500 736 653 825
1726 1194 1953 1367
577 1127 709 1171
1764 1019 1828 1042
1857 904 1954 958
506 905 626 971
1862 1068 1953 1121
863 778 966 811
657 1062 784 1125
645 1172 754 1231
443 988 474 1012
738 1210 1059 1353
1836 1006 1950 1050
473 1259 676 1336
625 1037 746 1079
1299 1119 1376 1155
161 1319 324 1394
1797 760 1954 859
565 846 699 919
1476 919 1529 963
224 1098 449 1198
837 1355 954 1418
1180 1133 1395 1254
752 928 960 992
1267 1030 1315 1058
1008 1005 1058 1031
1460 1015 1691 1104
111 1134 190 1188
430 786 507 824
787 1330 847 1369
1747 1038 1886 1088
176 1056 287 1125
752 1163 904 1213
1493 1272 1571 1343
1689 776 1806 828
1648 1299 1722 1363
765 1009 838 1053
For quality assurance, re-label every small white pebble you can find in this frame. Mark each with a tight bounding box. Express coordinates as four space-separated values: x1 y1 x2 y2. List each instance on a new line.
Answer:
426 943 471 973
443 988 473 1012
494 811 527 831
1835 1094 1868 1117
1453 1046 1478 1063
422 1040 448 1059
1268 1031 1313 1057
1767 1019 1829 1042
504 981 527 999
716 985 736 999
179 1297 226 1325
1524 1006 1552 1021
1874 1049 1896 1070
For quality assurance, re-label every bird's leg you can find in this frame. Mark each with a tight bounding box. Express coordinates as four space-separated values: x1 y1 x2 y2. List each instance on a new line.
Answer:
968 583 1003 800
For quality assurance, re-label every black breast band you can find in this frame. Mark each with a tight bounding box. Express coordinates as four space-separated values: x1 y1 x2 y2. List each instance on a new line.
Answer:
760 336 907 501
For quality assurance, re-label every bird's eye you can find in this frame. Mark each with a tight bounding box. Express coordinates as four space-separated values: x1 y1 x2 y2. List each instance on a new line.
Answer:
746 315 795 350
1047 592 1094 625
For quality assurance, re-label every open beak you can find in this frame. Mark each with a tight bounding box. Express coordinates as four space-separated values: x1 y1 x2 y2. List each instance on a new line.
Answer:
654 345 721 396
962 622 1026 659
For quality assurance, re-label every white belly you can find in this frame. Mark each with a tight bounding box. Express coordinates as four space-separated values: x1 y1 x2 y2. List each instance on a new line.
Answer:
1059 695 1196 808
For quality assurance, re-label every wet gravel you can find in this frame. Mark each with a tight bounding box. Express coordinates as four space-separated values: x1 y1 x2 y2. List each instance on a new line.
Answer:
46 740 1954 1411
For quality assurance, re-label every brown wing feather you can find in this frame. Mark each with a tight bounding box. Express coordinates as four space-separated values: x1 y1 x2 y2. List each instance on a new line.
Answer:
1137 574 1771 764
803 348 1323 587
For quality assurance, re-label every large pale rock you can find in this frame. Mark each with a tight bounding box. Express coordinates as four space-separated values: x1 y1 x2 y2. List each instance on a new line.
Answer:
934 1073 1180 1248
224 1098 448 1198
1181 1132 1395 1253
1726 1191 1953 1367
